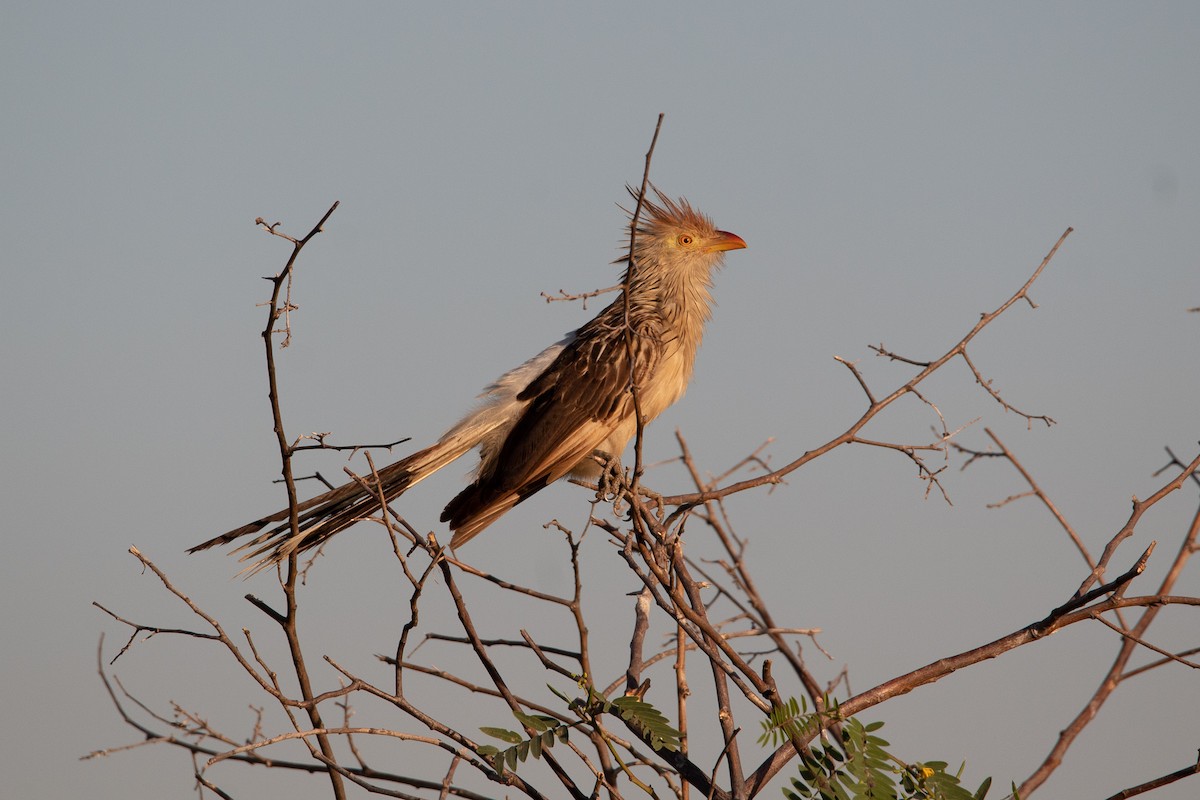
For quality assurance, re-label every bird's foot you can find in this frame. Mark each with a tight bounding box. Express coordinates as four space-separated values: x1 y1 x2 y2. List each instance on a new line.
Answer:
633 484 666 522
590 450 665 522
592 450 627 502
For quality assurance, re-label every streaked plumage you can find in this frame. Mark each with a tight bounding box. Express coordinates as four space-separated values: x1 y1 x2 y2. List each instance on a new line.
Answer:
189 189 746 572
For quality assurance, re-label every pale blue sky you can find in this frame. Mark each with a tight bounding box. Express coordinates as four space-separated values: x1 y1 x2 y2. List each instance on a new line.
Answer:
3 3 1198 798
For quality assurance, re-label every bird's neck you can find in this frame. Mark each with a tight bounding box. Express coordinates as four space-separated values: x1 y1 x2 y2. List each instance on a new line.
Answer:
628 255 717 350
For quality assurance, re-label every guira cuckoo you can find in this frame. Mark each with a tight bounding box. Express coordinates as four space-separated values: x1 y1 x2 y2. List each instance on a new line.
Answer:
190 188 746 571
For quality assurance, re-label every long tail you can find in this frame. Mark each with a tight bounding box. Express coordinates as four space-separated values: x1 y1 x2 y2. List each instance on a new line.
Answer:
189 437 473 574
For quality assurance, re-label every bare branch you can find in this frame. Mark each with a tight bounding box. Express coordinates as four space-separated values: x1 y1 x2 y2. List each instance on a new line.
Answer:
1103 752 1200 800
541 283 623 307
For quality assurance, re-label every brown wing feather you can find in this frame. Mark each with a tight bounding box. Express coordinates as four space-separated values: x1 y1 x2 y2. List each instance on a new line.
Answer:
442 304 662 541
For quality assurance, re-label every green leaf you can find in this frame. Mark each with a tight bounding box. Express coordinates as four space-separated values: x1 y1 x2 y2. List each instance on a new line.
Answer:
479 726 523 744
972 776 992 799
514 711 557 732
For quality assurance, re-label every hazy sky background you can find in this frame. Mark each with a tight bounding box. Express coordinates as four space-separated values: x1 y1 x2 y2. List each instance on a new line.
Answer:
3 3 1199 799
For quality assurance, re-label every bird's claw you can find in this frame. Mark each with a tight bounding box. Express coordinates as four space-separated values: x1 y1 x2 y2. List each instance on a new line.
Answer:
591 451 665 522
592 450 627 502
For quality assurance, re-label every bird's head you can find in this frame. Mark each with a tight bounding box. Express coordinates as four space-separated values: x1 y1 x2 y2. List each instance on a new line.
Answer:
623 187 746 278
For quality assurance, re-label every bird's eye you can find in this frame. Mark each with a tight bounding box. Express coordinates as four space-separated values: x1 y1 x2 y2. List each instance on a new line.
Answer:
678 234 694 246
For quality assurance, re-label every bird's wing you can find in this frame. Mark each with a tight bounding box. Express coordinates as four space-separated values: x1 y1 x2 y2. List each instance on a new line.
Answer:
441 315 662 542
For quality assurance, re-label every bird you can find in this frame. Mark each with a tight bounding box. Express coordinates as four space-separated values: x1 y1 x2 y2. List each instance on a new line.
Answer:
189 187 746 572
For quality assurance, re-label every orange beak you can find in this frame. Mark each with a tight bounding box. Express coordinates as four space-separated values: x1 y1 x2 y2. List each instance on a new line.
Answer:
708 230 748 252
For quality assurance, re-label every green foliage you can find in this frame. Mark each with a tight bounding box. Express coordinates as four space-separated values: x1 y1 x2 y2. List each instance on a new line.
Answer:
761 703 995 800
478 686 682 777
555 683 683 753
607 695 683 753
758 695 827 747
481 690 1001 799
476 712 568 775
